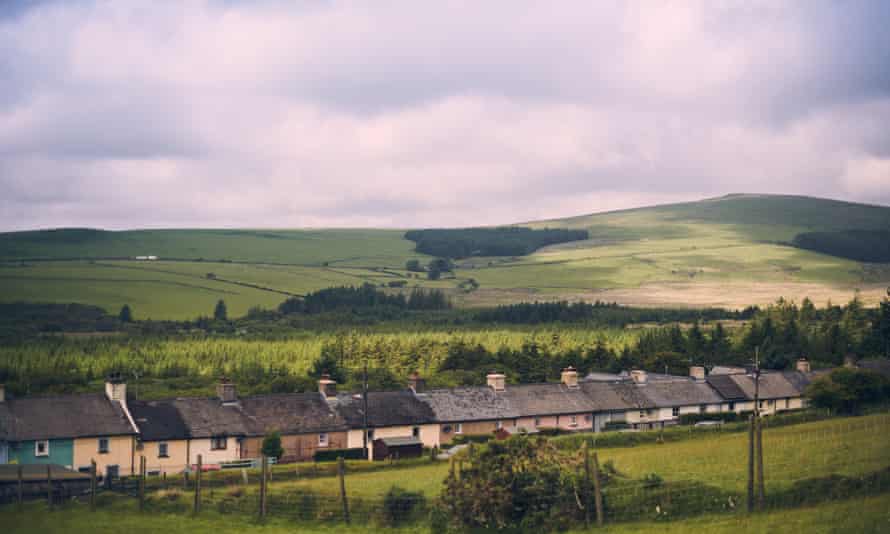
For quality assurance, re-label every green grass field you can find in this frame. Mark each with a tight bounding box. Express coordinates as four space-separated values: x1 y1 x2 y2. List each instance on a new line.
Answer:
2 194 889 318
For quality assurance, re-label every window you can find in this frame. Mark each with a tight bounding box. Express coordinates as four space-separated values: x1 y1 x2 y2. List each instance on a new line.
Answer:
759 400 765 409
534 417 541 427
700 405 707 414
442 425 452 434
569 415 577 427
785 398 790 409
584 414 592 423
318 433 329 447
412 426 420 438
98 438 109 454
495 421 503 430
35 440 49 457
367 429 375 441
210 436 227 450
672 407 680 417
639 410 647 418
728 402 736 411
158 442 169 458
455 423 463 434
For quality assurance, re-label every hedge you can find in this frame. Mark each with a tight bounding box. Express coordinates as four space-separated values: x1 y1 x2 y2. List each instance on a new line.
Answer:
313 447 367 462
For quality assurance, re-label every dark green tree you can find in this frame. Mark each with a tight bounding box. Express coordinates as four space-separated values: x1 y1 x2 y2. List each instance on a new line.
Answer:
405 259 423 272
261 430 284 460
806 368 889 414
214 299 228 321
118 304 133 323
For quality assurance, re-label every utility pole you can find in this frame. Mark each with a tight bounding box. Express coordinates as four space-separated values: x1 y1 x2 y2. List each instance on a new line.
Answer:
362 358 370 461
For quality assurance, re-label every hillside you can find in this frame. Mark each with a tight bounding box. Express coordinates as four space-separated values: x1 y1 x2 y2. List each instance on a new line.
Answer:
1 194 889 318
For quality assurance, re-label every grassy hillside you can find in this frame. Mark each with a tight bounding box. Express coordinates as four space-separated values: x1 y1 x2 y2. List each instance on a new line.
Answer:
1 194 889 318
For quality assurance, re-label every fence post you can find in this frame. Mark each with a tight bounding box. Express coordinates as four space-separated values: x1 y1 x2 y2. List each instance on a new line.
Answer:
138 456 146 512
747 414 755 512
17 464 23 510
90 460 97 512
183 470 189 490
755 416 765 510
259 455 268 522
193 454 202 515
592 452 604 527
46 465 53 510
582 442 591 528
338 456 350 524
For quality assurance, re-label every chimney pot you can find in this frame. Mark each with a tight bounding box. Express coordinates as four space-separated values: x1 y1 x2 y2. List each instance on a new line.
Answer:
689 366 706 382
796 358 811 374
318 374 337 398
630 369 648 385
487 372 506 392
561 367 579 388
216 377 238 403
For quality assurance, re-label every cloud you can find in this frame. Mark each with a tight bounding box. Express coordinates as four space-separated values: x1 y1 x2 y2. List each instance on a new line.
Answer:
0 0 889 231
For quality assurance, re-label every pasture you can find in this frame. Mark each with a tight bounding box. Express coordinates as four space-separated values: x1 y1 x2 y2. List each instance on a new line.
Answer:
2 194 889 318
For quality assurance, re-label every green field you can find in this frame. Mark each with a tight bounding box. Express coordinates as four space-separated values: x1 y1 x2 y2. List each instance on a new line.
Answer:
2 194 889 318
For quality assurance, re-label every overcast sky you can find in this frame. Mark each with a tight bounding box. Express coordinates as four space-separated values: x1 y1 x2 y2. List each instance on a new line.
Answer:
1 1 889 231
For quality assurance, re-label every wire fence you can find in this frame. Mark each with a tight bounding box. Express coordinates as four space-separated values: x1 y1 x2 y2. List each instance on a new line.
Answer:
5 413 890 529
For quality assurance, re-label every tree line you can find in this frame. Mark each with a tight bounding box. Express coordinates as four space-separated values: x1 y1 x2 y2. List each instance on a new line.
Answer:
404 227 589 258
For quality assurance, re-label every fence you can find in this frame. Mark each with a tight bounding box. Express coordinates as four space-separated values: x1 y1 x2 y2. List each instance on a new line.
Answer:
4 413 890 530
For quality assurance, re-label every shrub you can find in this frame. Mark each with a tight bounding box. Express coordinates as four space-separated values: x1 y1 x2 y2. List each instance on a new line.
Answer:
642 473 663 489
382 485 426 525
313 447 366 462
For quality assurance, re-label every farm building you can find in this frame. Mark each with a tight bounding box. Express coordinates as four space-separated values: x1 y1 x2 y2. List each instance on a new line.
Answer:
371 436 423 461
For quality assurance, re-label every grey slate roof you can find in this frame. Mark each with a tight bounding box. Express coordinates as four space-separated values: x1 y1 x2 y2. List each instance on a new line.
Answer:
129 400 191 441
706 374 748 401
0 393 135 441
501 383 598 416
609 382 657 409
635 378 725 407
331 390 436 428
727 371 808 400
241 393 347 434
578 380 638 412
418 387 519 422
169 397 260 438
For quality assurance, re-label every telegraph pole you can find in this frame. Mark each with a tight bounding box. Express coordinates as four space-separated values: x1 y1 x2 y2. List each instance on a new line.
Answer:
362 358 370 460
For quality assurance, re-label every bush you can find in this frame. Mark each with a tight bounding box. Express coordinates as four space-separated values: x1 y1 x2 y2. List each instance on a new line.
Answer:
642 473 663 489
450 434 493 445
313 447 366 462
382 485 426 525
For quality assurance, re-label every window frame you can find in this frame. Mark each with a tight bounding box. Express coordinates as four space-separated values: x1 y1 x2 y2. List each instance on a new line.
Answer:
495 421 503 430
412 426 420 438
158 442 169 458
210 436 228 451
98 437 110 454
534 417 542 427
455 423 463 434
672 407 680 418
35 440 49 457
318 433 329 447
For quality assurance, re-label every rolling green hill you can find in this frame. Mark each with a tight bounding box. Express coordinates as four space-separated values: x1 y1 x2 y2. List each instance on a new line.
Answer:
1 194 888 318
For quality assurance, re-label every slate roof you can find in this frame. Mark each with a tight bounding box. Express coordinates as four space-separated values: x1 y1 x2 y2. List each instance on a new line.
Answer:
706 374 748 401
578 380 638 412
609 382 657 409
418 387 519 422
129 400 191 441
378 436 423 447
501 383 598 416
710 366 747 375
241 393 347 434
634 378 725 407
728 371 806 400
330 390 436 428
168 397 260 438
0 393 135 441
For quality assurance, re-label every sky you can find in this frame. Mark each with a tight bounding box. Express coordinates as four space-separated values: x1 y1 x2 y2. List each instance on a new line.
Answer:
1 0 889 231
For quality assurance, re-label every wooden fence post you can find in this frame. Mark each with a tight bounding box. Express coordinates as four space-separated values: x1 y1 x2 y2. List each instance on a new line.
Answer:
258 455 268 522
193 455 202 515
747 415 755 513
755 416 765 510
592 452 604 527
338 456 350 524
46 465 53 510
582 442 591 528
138 456 146 512
17 465 23 510
90 460 97 512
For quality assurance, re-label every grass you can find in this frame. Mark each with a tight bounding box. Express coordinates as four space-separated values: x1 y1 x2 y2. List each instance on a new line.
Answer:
4 483 890 533
2 194 890 318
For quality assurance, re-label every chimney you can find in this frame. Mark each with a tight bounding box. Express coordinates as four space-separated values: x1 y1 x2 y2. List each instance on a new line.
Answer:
796 358 811 374
104 373 127 402
0 384 5 402
318 374 337 398
561 367 579 388
487 372 506 392
843 354 857 369
689 366 706 382
216 377 238 404
408 371 426 393
630 369 648 385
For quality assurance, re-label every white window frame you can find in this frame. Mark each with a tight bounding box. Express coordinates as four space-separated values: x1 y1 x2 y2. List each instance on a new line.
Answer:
639 410 647 419
672 407 680 418
495 421 503 430
318 433 329 447
98 438 110 454
35 440 49 457
367 429 375 441
455 423 463 434
210 436 227 450
158 442 169 458
569 415 577 427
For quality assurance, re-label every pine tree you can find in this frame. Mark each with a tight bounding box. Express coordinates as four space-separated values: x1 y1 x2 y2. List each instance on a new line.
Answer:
214 299 228 321
118 304 133 323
